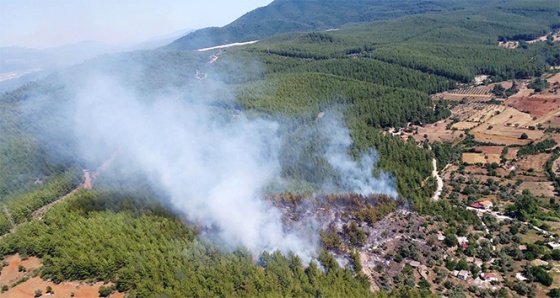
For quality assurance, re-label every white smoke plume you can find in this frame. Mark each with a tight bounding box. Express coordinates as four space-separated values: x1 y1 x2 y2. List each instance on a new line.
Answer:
67 71 397 262
319 113 397 197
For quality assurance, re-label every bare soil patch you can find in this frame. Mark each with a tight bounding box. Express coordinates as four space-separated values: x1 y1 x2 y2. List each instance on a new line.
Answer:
510 97 560 118
474 146 504 155
452 121 478 130
410 121 461 143
0 255 123 298
547 72 560 85
0 254 40 286
518 181 555 198
515 153 551 173
2 277 124 298
484 107 533 127
462 153 487 164
470 131 533 146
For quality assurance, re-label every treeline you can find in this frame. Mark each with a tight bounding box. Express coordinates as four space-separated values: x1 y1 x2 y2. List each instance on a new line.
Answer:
517 138 557 158
2 166 82 225
0 190 380 297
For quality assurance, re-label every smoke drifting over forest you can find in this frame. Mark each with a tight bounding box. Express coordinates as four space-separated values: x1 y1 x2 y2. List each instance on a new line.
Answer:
64 67 397 261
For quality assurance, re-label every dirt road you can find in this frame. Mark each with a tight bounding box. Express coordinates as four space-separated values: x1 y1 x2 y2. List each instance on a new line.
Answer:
32 169 92 220
431 159 443 201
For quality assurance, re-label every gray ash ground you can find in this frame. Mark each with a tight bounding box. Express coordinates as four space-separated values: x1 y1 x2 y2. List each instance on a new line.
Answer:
270 193 447 291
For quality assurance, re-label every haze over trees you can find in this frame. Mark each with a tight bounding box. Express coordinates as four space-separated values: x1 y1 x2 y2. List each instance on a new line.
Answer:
0 0 559 296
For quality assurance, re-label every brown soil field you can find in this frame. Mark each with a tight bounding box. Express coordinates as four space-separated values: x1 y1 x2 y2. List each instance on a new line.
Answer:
0 255 124 298
508 88 534 100
470 131 535 146
547 73 560 85
509 97 560 117
465 166 487 175
515 175 548 183
2 277 124 298
474 146 504 155
506 148 519 160
495 168 510 177
541 113 560 128
441 164 458 181
515 153 551 173
463 148 502 164
452 121 479 130
486 154 501 164
410 121 462 143
466 105 504 122
462 153 487 164
483 107 533 127
0 254 41 286
518 181 555 198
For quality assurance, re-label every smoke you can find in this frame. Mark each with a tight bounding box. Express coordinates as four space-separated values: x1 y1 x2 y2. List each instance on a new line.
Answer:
65 66 396 262
319 113 397 197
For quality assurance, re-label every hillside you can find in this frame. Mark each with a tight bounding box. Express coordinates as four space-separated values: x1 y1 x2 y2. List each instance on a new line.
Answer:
165 0 491 50
1 0 560 297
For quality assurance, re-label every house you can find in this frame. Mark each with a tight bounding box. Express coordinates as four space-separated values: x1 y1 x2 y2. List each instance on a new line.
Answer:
481 272 499 282
470 203 483 209
456 236 468 244
479 200 493 210
518 245 527 251
452 270 459 277
462 242 469 249
458 270 469 280
548 242 560 250
437 234 446 241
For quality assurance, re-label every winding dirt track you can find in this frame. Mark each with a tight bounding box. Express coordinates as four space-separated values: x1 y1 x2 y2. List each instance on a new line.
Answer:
32 170 92 220
431 159 443 201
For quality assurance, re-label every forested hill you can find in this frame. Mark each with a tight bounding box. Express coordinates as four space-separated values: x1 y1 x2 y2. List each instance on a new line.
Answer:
165 0 486 50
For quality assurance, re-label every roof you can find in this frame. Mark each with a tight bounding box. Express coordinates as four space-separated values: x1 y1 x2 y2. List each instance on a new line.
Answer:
462 242 469 249
470 203 483 208
483 272 498 279
458 270 469 277
548 242 560 250
480 200 493 206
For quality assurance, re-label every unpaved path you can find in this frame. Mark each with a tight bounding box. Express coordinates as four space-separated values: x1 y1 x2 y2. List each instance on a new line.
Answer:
431 159 444 201
32 170 92 220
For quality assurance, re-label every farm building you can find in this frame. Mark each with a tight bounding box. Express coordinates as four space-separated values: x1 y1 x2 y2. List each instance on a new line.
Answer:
471 200 493 210
479 201 493 209
481 272 499 282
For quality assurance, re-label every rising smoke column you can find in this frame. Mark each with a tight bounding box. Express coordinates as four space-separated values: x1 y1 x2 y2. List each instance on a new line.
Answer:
319 113 397 197
70 74 397 262
72 75 318 260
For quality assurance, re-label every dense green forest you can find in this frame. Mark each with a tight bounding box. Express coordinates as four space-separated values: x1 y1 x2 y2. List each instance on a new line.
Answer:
0 0 559 296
